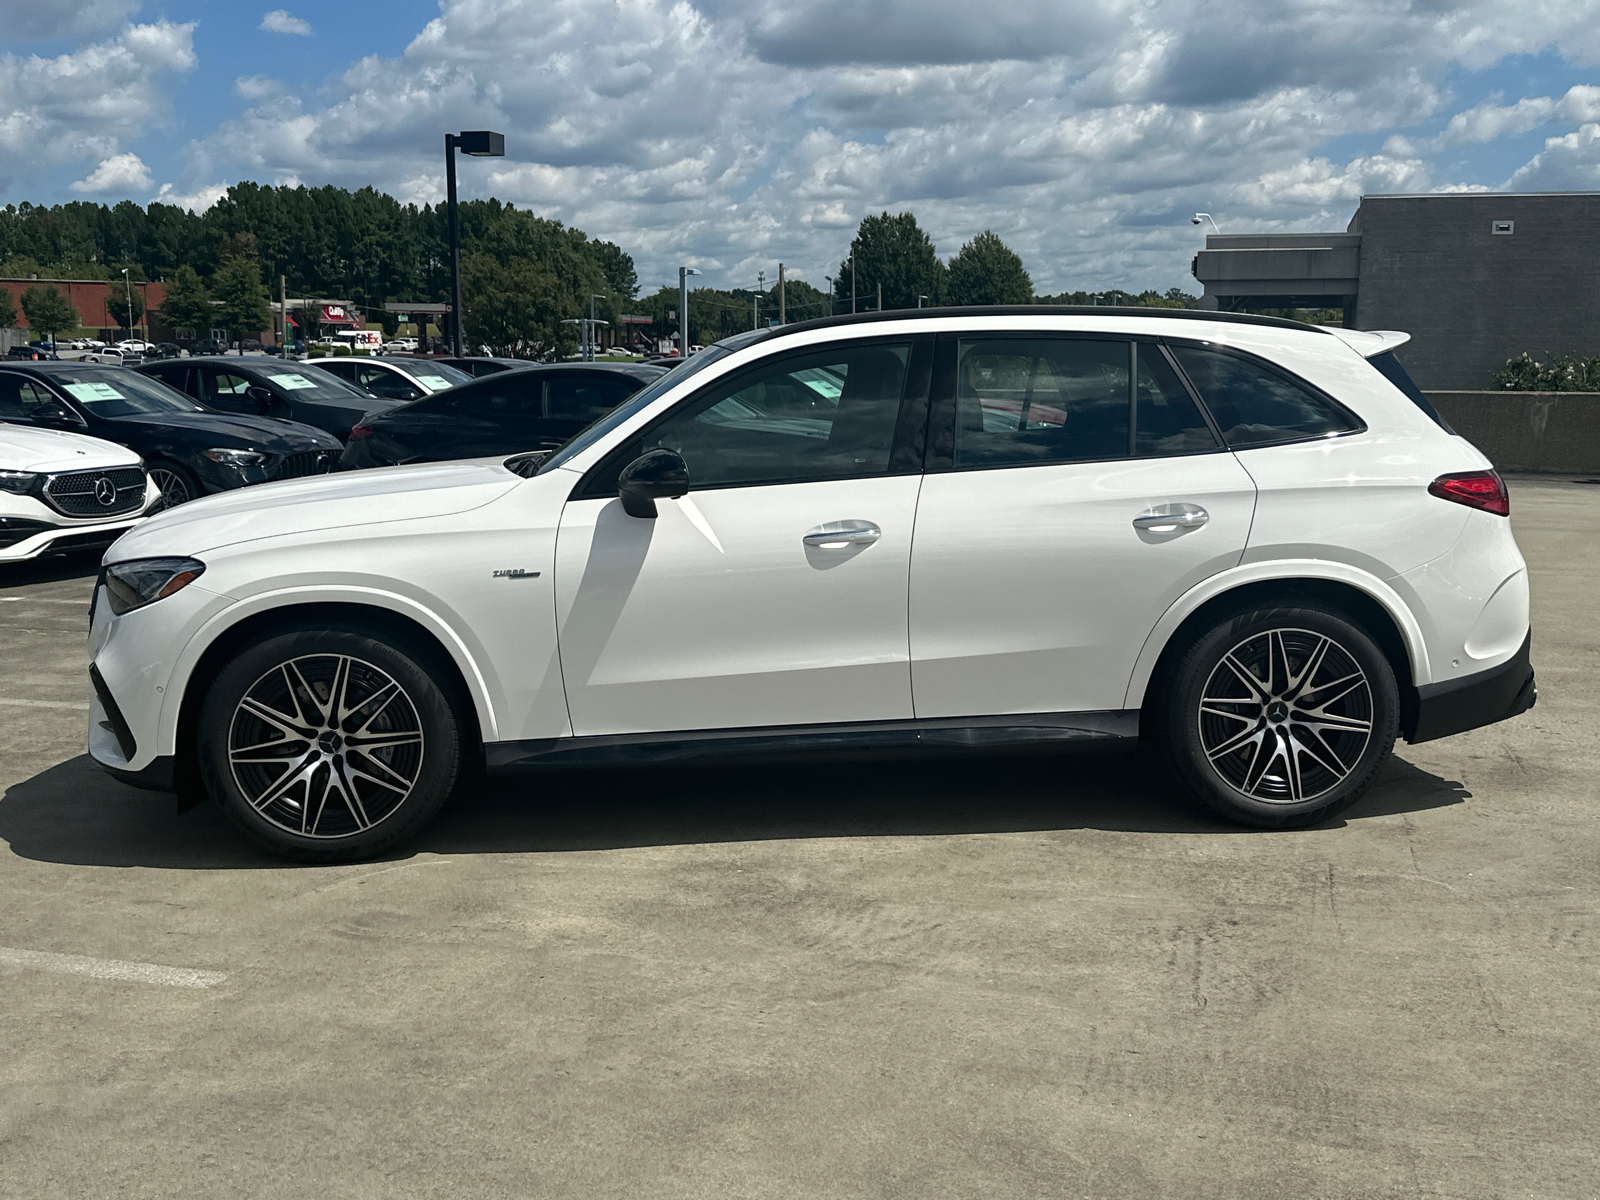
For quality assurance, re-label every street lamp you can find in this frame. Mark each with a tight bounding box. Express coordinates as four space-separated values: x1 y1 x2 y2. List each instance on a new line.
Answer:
1192 212 1220 234
917 294 928 308
121 267 133 344
677 266 700 356
589 294 606 360
445 129 506 356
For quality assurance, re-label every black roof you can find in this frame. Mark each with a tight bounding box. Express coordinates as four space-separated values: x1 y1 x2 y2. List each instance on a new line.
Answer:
737 304 1331 351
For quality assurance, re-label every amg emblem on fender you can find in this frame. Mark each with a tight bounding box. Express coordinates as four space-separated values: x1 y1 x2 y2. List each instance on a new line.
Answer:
493 568 539 579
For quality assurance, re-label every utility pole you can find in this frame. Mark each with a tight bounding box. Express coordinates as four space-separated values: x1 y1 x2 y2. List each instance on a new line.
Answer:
778 263 785 324
279 275 287 354
121 267 133 340
876 281 882 313
589 294 604 360
850 254 856 314
754 271 764 330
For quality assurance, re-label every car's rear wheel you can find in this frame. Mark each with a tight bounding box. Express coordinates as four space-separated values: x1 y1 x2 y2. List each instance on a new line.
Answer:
197 626 463 862
148 461 199 508
1153 604 1399 828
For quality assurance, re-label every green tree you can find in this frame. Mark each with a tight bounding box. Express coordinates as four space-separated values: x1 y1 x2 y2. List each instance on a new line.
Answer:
212 254 272 341
20 285 79 342
947 231 1033 306
108 273 146 332
157 265 213 337
0 288 15 330
461 252 574 359
836 212 946 310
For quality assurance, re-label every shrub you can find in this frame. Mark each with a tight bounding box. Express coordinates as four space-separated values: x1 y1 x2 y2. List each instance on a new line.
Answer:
1493 352 1600 391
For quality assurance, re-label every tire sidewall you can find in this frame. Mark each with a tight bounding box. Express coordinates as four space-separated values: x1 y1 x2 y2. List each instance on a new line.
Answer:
1158 605 1399 828
198 626 461 862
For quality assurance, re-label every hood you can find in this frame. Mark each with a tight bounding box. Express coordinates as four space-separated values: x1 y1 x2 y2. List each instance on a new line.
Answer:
107 458 522 558
111 410 341 450
0 422 140 473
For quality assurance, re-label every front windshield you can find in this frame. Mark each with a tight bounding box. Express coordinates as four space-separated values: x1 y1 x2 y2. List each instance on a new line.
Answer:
536 345 735 474
249 362 370 401
59 370 205 416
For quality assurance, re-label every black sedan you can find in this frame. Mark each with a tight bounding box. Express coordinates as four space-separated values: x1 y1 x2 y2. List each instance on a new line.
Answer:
432 356 536 378
137 355 397 441
0 363 342 507
341 363 665 469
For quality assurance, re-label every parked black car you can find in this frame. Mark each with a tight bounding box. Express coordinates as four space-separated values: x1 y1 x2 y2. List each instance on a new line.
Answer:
138 355 399 440
6 345 56 361
431 356 536 378
341 362 665 469
149 342 183 360
0 363 342 507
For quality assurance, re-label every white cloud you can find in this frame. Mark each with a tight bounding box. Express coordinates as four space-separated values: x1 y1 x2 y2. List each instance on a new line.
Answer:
234 74 283 99
0 20 196 192
151 181 229 212
0 0 141 40
143 0 1600 292
260 10 312 36
70 151 152 192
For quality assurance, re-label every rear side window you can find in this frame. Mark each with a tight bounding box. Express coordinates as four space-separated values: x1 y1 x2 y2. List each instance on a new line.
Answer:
451 371 543 417
545 374 641 421
1169 344 1361 448
1368 350 1454 433
955 338 1129 467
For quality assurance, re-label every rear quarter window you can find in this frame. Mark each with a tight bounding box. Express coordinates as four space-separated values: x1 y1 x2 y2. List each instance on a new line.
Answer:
1168 343 1363 448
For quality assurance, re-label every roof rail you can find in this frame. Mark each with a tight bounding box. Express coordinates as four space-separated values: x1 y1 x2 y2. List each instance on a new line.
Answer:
758 304 1330 344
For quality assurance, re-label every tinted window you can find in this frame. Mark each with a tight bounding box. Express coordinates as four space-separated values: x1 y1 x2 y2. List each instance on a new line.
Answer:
356 363 420 399
644 342 910 488
209 370 252 397
1369 350 1454 433
0 375 58 419
1169 344 1360 447
546 374 642 421
1136 344 1218 455
452 372 543 418
955 339 1129 467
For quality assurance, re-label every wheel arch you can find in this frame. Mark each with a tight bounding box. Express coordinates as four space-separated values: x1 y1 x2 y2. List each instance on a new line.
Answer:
168 597 492 811
1125 566 1427 738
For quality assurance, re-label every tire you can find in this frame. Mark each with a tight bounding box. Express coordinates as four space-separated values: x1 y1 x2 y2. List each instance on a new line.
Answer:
197 626 463 862
148 460 200 509
1152 604 1399 829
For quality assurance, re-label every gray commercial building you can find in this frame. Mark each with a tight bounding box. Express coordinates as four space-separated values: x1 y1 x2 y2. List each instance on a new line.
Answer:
1191 192 1600 391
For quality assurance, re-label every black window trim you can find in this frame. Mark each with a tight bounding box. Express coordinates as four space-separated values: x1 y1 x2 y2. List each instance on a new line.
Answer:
1159 335 1368 451
923 331 1231 474
572 332 934 502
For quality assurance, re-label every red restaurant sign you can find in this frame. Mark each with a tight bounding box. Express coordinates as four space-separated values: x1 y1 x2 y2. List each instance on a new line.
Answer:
321 304 354 324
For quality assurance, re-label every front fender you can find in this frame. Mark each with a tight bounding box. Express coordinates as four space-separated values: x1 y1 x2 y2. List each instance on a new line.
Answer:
1120 559 1433 710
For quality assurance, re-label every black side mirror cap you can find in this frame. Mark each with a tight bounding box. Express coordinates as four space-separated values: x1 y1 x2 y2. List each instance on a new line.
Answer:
398 388 421 401
617 448 688 518
245 385 275 412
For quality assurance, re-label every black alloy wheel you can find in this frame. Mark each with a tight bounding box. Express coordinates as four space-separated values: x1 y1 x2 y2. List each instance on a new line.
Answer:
197 626 464 862
147 461 199 508
1153 604 1399 828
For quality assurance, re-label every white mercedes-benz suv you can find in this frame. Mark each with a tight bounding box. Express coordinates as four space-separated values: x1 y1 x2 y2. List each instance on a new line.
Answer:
2 422 160 562
86 309 1535 861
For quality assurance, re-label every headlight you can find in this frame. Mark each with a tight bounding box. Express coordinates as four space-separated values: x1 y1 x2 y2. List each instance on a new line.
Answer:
203 448 268 467
103 557 206 616
0 470 37 494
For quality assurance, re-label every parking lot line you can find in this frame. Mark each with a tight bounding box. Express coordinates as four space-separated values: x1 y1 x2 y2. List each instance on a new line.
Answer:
0 946 226 989
0 698 89 710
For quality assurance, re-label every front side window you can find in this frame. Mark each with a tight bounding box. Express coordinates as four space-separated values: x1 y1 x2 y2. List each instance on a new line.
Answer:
954 339 1129 468
1168 344 1361 448
0 375 61 419
209 370 251 397
645 342 911 488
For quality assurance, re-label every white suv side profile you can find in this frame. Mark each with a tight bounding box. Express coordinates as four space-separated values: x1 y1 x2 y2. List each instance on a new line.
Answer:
86 309 1534 861
1 421 160 563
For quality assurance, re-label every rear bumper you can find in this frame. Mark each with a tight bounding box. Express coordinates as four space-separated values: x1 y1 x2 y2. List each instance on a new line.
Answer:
1407 632 1536 743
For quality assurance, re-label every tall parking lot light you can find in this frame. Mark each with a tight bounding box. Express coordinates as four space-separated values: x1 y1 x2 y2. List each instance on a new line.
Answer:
678 266 700 356
445 130 505 356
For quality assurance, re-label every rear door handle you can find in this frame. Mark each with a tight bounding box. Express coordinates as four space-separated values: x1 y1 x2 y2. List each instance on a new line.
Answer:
803 520 881 548
1133 504 1209 531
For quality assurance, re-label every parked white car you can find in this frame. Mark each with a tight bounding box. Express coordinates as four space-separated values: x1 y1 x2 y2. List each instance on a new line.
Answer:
381 338 420 354
117 339 157 355
86 308 1534 861
0 419 160 563
81 347 143 367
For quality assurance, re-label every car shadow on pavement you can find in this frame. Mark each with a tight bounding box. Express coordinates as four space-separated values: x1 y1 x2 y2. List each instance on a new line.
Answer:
0 550 101 588
0 748 1469 870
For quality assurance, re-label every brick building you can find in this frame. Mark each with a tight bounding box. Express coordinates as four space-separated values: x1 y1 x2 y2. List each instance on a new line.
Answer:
1 276 168 343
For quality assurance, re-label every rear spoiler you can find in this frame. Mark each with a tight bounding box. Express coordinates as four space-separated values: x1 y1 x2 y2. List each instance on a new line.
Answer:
1322 327 1411 359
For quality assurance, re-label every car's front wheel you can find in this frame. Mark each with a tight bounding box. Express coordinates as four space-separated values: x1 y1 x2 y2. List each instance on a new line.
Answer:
197 626 463 862
1153 604 1399 828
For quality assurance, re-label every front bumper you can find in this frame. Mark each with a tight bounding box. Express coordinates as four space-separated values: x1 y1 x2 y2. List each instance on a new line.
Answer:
1407 632 1536 743
0 514 147 562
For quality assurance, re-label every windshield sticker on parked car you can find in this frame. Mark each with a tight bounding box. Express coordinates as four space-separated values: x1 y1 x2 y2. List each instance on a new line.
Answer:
272 374 323 390
414 375 454 392
63 382 126 402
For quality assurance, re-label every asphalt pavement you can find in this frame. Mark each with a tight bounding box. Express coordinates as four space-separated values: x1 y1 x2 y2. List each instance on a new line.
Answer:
0 476 1594 1199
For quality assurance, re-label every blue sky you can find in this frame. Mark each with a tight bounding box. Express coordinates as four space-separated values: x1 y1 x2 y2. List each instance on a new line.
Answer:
6 1 1600 293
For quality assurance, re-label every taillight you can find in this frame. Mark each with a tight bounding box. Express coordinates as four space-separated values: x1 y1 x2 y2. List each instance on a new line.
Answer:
1429 470 1509 517
349 423 375 439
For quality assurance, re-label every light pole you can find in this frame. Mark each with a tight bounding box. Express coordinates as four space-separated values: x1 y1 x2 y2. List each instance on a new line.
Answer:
917 294 928 308
677 266 700 356
121 267 133 343
825 276 834 315
589 294 606 360
445 129 506 357
1192 212 1220 234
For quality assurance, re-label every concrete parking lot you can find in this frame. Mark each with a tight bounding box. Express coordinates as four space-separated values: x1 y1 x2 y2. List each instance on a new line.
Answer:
0 477 1594 1199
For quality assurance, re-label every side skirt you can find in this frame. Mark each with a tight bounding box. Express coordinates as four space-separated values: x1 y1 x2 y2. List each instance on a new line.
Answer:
485 710 1140 771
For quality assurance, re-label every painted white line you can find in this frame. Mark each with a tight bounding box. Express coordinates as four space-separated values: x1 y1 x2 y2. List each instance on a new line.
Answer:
0 697 90 710
0 596 91 604
0 946 226 989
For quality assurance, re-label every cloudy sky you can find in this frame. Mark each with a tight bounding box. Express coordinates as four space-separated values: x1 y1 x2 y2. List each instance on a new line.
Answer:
5 0 1600 295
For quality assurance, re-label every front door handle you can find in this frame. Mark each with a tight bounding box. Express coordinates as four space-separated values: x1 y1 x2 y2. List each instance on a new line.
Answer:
1133 504 1209 531
803 520 881 548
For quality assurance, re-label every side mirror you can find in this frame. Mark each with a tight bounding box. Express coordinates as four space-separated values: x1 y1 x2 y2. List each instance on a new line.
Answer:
33 404 79 427
617 448 688 518
245 385 276 413
397 387 421 402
